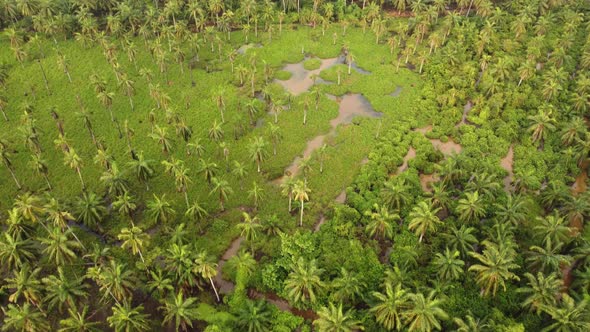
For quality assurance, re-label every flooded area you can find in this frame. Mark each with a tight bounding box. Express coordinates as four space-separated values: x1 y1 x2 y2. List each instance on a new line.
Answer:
397 146 416 173
215 237 243 294
420 173 438 192
500 145 514 191
275 56 370 95
572 161 588 195
275 94 381 183
237 43 262 54
430 138 462 155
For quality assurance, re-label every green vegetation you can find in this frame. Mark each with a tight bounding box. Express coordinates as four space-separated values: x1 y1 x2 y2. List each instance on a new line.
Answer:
0 0 590 331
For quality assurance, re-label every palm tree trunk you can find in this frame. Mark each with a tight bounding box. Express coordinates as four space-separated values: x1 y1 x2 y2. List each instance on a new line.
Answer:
43 173 52 190
184 191 189 208
76 167 85 190
209 277 220 302
128 96 134 111
7 166 21 189
37 60 51 95
466 0 474 16
300 200 304 226
1 109 8 121
288 195 292 212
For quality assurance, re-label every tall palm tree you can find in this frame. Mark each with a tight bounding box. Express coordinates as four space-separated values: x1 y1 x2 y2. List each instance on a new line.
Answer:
285 257 325 307
404 291 449 332
5 264 43 304
280 176 296 212
118 224 149 263
370 282 409 331
160 291 199 331
127 152 155 190
0 233 37 272
63 148 86 190
232 161 248 190
532 213 572 247
314 302 363 332
293 180 310 227
268 123 282 155
107 302 150 332
331 268 366 304
1 303 49 332
29 154 51 190
364 203 399 240
249 136 268 173
89 260 137 303
74 191 106 229
237 212 262 254
468 240 520 297
146 194 176 224
194 252 221 303
39 226 82 266
248 181 265 209
456 191 486 224
527 107 556 146
97 90 115 122
58 305 101 332
0 139 22 189
432 248 465 281
235 300 272 332
540 294 590 331
517 272 562 315
42 267 88 313
408 200 442 243
100 162 129 197
209 177 233 211
149 125 173 155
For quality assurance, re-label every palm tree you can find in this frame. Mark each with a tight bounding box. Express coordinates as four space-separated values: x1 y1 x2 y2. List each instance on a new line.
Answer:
58 305 101 332
1 303 49 332
107 303 150 332
235 300 272 332
39 226 82 266
331 268 366 304
248 182 265 209
113 192 137 220
432 248 465 281
468 240 520 297
100 162 129 197
527 107 556 146
0 233 37 272
517 272 562 315
408 200 442 243
285 257 325 306
5 264 43 304
63 148 86 190
268 124 282 156
532 213 572 247
194 252 221 303
231 161 248 190
150 125 173 155
526 242 572 274
160 291 199 331
97 90 115 122
404 291 449 332
0 139 22 189
280 176 296 212
29 154 51 190
456 191 486 224
209 177 233 211
208 120 224 142
127 152 155 190
541 294 590 331
13 192 43 223
90 260 137 303
293 180 310 227
314 302 363 332
118 224 149 263
42 267 88 313
370 282 409 331
381 178 411 211
249 136 268 173
147 194 176 224
364 204 399 240
237 212 262 254
74 191 106 229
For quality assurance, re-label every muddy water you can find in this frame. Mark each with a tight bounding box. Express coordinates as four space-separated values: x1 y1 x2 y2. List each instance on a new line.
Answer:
501 145 514 191
250 290 318 320
276 56 369 95
414 125 432 134
397 147 416 173
420 173 438 192
275 94 381 183
215 237 243 294
430 138 462 155
572 161 588 195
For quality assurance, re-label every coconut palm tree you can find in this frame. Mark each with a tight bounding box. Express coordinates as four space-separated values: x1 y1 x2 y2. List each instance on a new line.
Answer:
63 148 86 190
118 224 149 263
0 233 37 272
285 257 325 306
381 178 411 211
404 291 449 332
527 107 556 147
127 152 155 190
526 242 572 274
280 176 296 212
468 240 520 297
517 272 562 315
363 203 399 240
1 303 49 332
160 291 199 331
540 294 590 332
235 300 272 332
249 136 268 173
97 90 115 122
29 154 51 190
408 200 442 243
532 213 572 247
370 282 409 331
39 226 82 266
107 302 150 332
267 123 282 156
330 268 365 304
293 180 310 227
194 252 221 302
74 191 106 229
208 120 224 142
231 160 248 189
248 181 265 209
147 194 176 224
42 267 88 313
199 159 219 185
150 125 173 155
237 212 262 254
456 191 486 224
314 302 363 332
209 177 233 211
58 305 101 332
5 264 43 304
432 248 465 282
100 162 129 197
89 260 137 303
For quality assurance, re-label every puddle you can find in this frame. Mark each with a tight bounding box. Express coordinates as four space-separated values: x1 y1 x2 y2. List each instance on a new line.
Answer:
237 43 262 54
335 189 347 203
275 94 381 183
500 145 514 191
397 147 416 173
215 237 243 294
420 173 438 192
389 86 403 97
414 125 432 134
430 138 462 155
275 56 369 95
572 161 588 195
